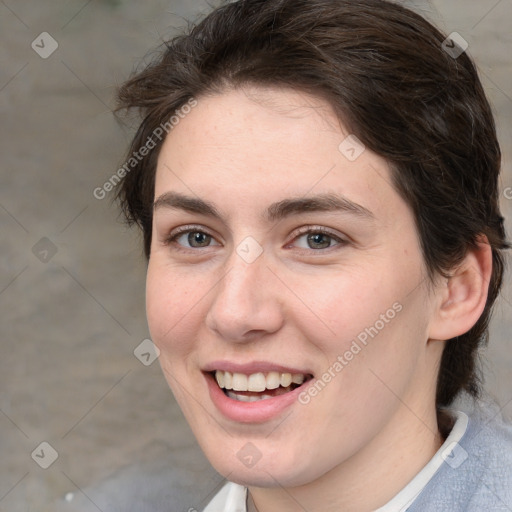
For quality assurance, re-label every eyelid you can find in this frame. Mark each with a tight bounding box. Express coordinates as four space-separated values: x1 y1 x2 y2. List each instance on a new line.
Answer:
162 224 221 247
287 225 347 245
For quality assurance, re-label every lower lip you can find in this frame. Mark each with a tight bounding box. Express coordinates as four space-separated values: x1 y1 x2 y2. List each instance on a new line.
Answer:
205 372 310 423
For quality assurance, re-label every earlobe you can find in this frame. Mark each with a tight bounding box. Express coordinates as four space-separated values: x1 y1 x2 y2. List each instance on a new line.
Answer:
428 236 493 341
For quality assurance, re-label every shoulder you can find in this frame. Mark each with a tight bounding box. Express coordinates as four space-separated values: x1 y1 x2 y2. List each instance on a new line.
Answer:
409 405 512 511
463 407 512 507
203 481 247 512
461 404 512 479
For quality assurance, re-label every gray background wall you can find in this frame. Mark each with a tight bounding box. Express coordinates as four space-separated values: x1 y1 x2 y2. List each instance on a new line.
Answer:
1 1 511 511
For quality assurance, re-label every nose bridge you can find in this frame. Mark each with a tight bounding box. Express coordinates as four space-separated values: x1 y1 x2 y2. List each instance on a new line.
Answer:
218 247 268 311
206 245 282 339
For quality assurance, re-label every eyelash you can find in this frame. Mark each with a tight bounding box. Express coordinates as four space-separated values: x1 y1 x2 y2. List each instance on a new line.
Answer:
162 225 218 250
163 224 347 253
286 226 346 251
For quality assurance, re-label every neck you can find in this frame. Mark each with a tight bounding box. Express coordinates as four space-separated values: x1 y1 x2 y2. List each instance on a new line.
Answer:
248 404 444 512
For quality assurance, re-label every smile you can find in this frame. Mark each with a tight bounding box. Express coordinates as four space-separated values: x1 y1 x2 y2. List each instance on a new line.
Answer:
203 361 315 422
214 370 310 402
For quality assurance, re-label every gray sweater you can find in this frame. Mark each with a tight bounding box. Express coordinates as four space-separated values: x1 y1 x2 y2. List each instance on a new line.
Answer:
407 407 512 511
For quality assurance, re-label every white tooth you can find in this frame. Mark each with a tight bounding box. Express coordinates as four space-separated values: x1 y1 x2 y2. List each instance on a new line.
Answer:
232 373 248 391
261 393 273 400
215 371 224 388
248 373 266 392
224 371 233 390
227 391 270 402
280 373 292 387
265 371 281 390
219 370 305 392
292 374 305 385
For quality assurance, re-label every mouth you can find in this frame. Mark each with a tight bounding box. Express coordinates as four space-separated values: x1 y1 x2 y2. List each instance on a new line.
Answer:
210 370 314 402
202 361 315 422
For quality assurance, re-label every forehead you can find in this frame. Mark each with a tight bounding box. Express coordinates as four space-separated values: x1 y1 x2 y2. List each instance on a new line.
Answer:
154 86 404 224
167 86 342 151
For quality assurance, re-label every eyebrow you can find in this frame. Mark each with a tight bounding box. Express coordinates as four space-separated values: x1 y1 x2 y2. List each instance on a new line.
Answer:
153 191 374 222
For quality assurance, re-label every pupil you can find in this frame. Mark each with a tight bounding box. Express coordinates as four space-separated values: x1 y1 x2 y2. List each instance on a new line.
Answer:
308 233 330 249
189 232 210 247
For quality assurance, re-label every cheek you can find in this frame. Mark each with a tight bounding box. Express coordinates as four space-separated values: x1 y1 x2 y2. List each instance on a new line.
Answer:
285 265 400 344
145 262 204 356
285 262 423 394
145 263 209 414
318 284 426 404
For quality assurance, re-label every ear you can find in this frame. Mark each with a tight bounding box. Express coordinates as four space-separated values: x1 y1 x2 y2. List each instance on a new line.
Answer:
428 235 493 341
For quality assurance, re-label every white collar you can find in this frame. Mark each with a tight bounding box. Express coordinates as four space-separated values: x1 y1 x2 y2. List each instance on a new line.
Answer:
203 480 247 512
375 410 468 511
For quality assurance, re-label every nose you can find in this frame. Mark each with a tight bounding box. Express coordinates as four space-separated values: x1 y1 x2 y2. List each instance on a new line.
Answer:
205 248 284 342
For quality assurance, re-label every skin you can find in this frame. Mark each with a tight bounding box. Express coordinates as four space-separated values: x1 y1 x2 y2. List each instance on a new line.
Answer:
146 86 492 512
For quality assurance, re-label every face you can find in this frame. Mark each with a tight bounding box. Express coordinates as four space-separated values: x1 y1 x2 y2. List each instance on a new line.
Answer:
146 86 442 489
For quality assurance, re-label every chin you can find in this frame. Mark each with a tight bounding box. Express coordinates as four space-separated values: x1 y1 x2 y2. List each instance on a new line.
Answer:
218 464 309 488
203 443 318 489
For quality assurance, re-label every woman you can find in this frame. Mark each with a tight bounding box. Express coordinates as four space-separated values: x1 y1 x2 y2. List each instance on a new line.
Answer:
114 0 512 510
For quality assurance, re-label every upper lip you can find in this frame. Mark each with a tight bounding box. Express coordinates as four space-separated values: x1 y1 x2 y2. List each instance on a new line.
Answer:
202 360 313 376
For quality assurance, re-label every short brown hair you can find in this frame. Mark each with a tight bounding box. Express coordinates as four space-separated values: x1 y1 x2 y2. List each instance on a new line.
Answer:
115 0 509 409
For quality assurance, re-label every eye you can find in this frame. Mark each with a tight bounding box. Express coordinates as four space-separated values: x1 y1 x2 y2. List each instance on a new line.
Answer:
290 227 345 250
165 227 220 249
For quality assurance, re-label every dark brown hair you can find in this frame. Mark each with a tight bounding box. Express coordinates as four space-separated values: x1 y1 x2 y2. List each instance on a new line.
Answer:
115 0 509 409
